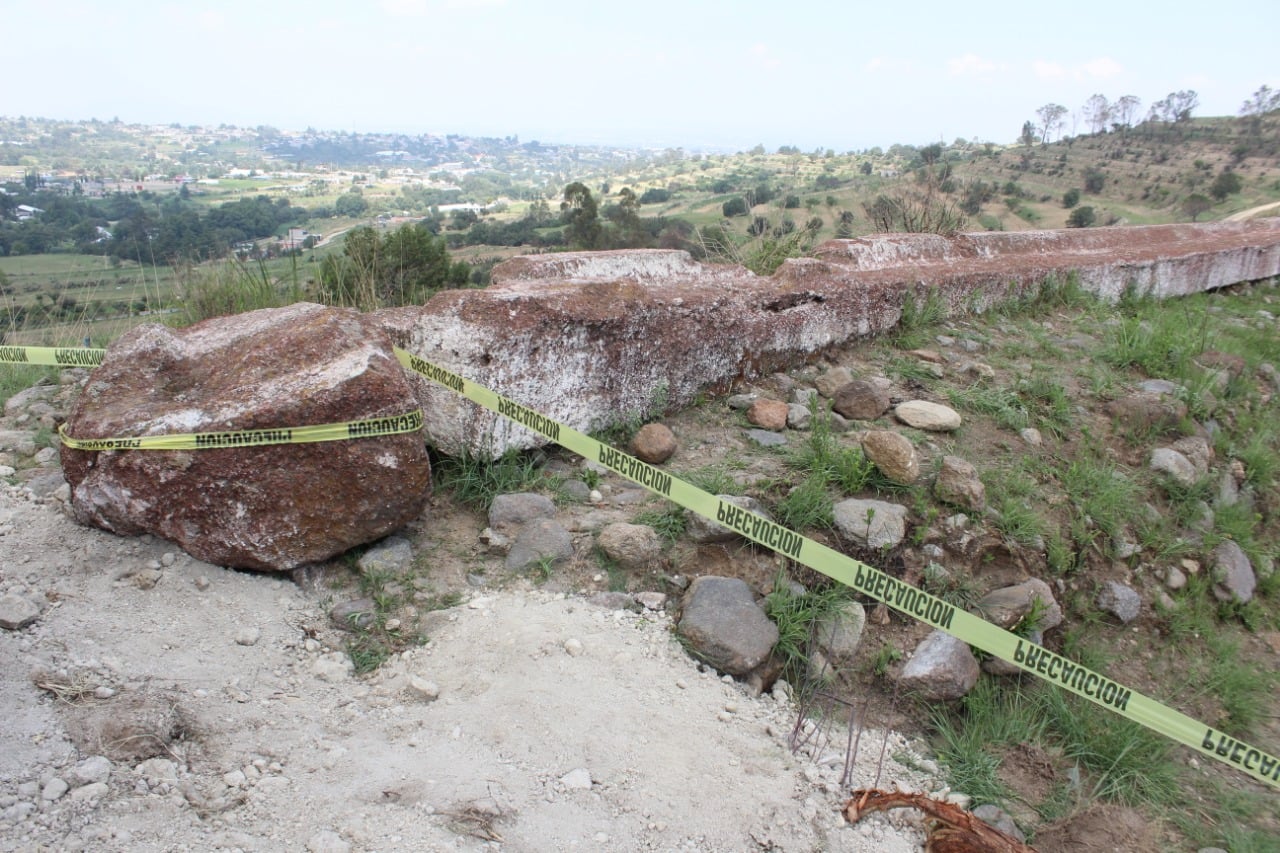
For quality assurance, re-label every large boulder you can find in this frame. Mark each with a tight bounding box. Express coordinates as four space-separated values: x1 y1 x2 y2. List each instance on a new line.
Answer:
61 303 431 571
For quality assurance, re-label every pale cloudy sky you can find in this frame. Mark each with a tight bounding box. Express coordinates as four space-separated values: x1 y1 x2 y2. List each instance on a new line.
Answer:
7 0 1277 151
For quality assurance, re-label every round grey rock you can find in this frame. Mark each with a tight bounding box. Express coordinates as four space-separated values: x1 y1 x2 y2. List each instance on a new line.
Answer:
505 519 574 572
597 522 663 570
488 492 557 532
677 576 778 676
897 630 980 700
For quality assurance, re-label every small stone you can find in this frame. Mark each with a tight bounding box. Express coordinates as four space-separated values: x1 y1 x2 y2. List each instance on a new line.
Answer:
894 400 961 431
745 428 787 447
407 676 440 701
160 552 176 567
131 568 162 590
194 575 210 590
72 756 112 786
0 594 40 630
786 403 812 430
223 769 247 788
933 456 985 511
306 830 351 853
1212 540 1256 603
70 782 109 802
814 367 854 398
832 499 908 549
726 393 758 410
235 626 261 647
1150 447 1197 487
861 430 919 484
330 598 377 631
560 768 592 790
42 777 69 801
1019 427 1042 447
635 591 667 611
1164 566 1187 590
746 399 789 431
563 638 584 657
1096 581 1141 623
629 423 678 464
357 535 414 576
832 380 891 421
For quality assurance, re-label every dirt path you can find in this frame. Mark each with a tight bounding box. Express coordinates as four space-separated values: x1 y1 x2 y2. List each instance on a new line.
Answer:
1225 200 1280 221
0 484 940 852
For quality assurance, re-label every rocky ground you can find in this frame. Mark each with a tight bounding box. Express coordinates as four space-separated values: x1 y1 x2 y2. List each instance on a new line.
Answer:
2 277 1279 851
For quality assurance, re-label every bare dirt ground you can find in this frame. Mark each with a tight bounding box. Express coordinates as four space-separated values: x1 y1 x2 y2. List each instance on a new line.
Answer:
0 481 943 852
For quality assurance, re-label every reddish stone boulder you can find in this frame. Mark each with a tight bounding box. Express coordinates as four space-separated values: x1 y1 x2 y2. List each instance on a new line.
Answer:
746 399 789 431
61 303 431 571
832 380 891 421
629 422 677 463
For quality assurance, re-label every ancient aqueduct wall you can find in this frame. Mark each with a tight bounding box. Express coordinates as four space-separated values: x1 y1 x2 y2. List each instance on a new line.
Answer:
377 220 1280 456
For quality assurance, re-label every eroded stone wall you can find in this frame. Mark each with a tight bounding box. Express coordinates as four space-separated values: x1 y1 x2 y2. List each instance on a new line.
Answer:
376 220 1280 456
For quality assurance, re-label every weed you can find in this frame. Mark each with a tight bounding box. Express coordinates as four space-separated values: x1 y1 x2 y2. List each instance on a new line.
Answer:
870 643 903 678
921 561 982 610
579 467 601 490
633 504 687 544
528 555 556 584
434 448 545 511
593 547 628 592
764 577 851 694
893 286 949 347
774 472 834 532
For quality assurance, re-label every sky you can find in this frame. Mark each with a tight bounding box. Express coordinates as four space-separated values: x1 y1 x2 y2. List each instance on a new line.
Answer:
6 0 1278 152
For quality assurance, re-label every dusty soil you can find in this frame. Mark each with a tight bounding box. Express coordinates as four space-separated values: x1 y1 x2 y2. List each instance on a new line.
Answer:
0 481 944 852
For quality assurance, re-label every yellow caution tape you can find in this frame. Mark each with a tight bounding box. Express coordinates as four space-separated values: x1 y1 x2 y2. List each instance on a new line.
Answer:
395 345 1280 790
0 345 106 367
60 409 424 451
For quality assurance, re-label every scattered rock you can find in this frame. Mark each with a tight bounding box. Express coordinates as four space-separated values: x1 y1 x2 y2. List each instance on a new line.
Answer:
506 518 574 572
860 430 919 484
71 755 113 786
1211 540 1256 603
629 423 678 463
786 403 812 430
894 400 961 431
677 576 778 676
933 455 985 511
1104 392 1187 434
560 768 593 790
235 626 262 647
814 367 854 398
973 578 1062 632
745 429 787 447
813 602 867 667
832 499 908 549
312 652 354 683
1215 469 1240 508
1171 435 1213 477
635 591 667 611
1019 427 1042 447
832 380 891 420
306 830 352 853
971 804 1026 843
1096 581 1141 623
746 399 789 431
357 535 414 576
596 522 663 571
1149 447 1198 487
488 492 557 532
1164 565 1188 590
897 630 980 700
407 676 440 702
331 598 377 631
0 593 40 630
42 777 69 801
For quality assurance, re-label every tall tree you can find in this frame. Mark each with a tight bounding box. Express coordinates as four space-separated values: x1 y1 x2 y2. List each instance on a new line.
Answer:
1113 95 1142 131
1035 103 1068 143
1083 94 1111 134
561 182 601 249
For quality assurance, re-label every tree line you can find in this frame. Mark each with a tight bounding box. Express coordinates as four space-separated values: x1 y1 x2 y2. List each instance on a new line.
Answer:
0 186 304 263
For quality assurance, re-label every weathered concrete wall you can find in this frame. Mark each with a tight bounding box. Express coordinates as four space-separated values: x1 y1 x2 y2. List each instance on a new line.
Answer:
376 220 1280 456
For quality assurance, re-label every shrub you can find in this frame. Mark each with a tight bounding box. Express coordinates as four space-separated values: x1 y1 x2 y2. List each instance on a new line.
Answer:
1067 206 1097 228
1062 188 1081 208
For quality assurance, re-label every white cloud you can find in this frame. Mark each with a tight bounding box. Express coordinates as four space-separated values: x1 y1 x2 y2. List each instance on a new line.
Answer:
1033 60 1067 80
948 53 1004 76
380 0 429 15
1081 57 1124 79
